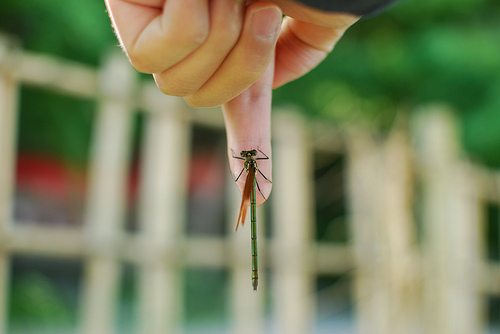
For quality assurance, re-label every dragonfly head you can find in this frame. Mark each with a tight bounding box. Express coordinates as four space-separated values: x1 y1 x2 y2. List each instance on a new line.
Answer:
240 149 258 158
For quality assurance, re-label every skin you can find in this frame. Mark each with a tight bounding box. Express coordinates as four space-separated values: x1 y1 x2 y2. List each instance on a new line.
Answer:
105 0 360 205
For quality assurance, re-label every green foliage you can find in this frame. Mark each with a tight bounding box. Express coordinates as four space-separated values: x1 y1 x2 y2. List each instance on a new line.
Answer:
9 272 74 332
0 0 116 65
18 87 95 166
184 269 228 327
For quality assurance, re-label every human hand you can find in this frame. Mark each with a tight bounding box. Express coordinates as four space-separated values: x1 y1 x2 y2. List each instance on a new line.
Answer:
105 0 359 204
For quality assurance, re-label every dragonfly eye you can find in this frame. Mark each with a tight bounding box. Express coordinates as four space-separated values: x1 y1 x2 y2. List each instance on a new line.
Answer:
240 151 246 157
250 149 258 156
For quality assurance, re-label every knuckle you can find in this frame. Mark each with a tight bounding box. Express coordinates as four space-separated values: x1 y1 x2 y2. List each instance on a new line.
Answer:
191 25 210 45
210 22 240 48
126 48 162 74
128 57 155 74
157 83 191 98
175 19 209 49
159 30 207 63
155 76 196 98
184 94 220 109
184 95 205 108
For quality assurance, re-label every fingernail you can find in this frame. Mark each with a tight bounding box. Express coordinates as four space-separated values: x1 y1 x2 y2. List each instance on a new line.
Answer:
251 7 282 39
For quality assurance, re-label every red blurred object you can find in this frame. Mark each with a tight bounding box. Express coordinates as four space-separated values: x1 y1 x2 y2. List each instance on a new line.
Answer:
15 153 87 226
16 154 87 201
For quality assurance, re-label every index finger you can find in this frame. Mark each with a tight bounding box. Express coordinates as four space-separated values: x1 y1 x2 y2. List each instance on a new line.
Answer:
223 53 275 206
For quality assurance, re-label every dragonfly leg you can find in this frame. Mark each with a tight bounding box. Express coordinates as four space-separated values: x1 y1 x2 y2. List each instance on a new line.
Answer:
258 169 272 183
255 148 270 160
231 149 247 182
233 168 245 182
231 149 245 160
255 179 268 201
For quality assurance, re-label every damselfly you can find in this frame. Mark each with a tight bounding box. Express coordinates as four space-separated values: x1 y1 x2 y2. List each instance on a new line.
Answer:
232 149 271 291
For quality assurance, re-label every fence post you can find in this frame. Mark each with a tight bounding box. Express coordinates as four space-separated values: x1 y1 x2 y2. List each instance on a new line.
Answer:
136 86 190 334
80 52 135 334
0 35 20 334
412 106 483 334
346 125 420 334
272 111 315 333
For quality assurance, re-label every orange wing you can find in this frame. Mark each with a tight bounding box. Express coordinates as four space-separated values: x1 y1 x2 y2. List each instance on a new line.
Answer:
235 165 256 231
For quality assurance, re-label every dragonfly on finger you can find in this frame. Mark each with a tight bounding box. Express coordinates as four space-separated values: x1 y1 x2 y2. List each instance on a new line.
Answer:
231 148 272 291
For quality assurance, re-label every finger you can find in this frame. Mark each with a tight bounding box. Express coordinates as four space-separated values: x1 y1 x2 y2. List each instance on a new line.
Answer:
223 52 275 206
273 15 359 88
185 1 282 108
154 0 245 97
106 0 210 74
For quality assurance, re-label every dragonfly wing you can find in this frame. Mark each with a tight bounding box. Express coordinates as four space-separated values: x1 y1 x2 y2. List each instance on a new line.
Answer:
235 166 256 231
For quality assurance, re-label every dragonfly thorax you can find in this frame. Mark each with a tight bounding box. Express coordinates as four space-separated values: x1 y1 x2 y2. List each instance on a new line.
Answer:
244 159 257 173
240 150 259 173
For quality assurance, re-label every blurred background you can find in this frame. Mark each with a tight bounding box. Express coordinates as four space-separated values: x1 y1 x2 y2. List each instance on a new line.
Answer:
0 0 499 333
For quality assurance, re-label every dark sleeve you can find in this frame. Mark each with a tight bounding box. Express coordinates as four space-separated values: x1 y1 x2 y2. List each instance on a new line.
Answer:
295 0 400 16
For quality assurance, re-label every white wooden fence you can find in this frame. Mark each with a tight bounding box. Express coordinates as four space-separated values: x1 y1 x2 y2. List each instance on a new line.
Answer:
1 34 500 333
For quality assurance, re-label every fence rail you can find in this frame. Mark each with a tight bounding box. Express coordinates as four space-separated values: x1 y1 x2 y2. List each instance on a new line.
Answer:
1 34 500 333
